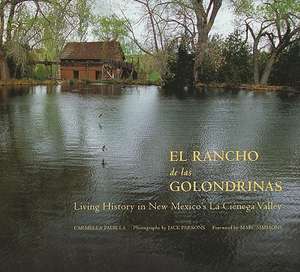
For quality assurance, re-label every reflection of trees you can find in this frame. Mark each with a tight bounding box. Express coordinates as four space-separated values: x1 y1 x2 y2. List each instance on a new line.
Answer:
249 92 300 176
0 85 30 103
0 85 95 270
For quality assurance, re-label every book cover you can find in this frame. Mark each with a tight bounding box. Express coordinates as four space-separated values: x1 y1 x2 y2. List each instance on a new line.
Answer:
0 1 299 271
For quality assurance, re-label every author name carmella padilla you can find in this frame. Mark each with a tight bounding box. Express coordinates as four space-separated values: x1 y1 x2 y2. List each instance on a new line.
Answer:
169 150 260 162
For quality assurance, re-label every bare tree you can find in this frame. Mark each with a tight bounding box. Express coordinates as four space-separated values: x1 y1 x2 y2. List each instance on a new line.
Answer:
121 0 171 55
120 0 223 83
236 0 300 84
191 0 222 82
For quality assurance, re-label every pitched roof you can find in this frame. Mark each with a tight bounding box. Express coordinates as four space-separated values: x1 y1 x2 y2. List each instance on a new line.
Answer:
60 41 125 61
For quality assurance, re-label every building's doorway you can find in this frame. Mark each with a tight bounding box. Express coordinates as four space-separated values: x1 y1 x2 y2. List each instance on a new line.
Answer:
73 70 79 79
96 71 102 80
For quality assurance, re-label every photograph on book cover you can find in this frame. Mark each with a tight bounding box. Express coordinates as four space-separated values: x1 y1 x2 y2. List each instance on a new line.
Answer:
0 0 299 272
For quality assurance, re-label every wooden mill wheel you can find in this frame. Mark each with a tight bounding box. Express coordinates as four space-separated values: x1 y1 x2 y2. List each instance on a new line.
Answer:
102 64 113 80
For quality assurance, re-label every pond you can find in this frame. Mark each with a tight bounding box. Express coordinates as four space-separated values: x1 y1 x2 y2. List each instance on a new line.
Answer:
0 85 299 272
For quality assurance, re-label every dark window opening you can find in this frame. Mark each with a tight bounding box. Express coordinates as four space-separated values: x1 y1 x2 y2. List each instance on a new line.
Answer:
96 71 101 80
73 70 79 79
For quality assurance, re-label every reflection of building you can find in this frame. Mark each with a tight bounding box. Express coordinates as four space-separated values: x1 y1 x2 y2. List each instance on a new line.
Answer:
60 41 135 81
61 83 123 95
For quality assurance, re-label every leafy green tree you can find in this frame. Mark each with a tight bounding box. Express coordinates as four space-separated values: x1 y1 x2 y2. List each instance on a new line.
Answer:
163 41 194 90
92 16 128 42
0 0 93 78
92 15 138 55
201 35 224 83
92 16 127 51
219 31 252 84
270 41 300 86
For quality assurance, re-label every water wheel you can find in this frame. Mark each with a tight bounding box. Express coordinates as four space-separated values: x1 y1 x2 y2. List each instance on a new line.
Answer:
102 64 113 80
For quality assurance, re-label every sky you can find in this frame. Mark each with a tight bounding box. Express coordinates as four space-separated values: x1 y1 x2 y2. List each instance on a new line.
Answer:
95 0 235 37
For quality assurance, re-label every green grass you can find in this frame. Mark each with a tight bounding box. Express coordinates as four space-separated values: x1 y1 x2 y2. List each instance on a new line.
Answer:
148 71 160 83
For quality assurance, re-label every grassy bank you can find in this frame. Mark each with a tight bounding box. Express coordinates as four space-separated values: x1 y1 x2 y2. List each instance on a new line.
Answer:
95 79 161 86
0 79 58 86
196 82 299 92
0 79 160 87
1 79 298 93
64 79 161 86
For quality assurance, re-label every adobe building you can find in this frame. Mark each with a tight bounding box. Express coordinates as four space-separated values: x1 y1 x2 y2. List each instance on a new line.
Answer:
60 41 135 81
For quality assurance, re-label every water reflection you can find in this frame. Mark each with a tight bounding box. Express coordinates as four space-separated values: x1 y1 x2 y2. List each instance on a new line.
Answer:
0 85 299 272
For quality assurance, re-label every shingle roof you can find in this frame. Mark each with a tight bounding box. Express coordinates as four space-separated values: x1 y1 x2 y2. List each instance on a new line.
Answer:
60 41 125 61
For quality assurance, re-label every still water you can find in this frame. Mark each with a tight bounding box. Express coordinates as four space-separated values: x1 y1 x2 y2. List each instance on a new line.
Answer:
0 85 299 272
